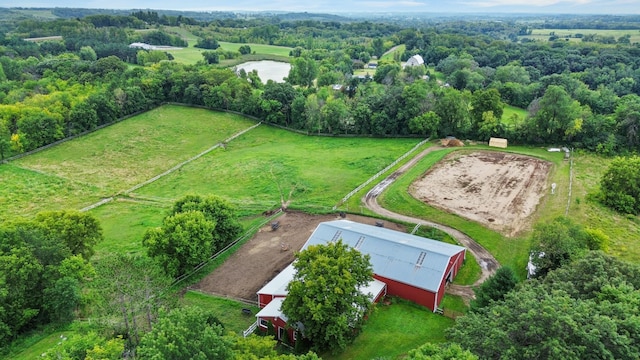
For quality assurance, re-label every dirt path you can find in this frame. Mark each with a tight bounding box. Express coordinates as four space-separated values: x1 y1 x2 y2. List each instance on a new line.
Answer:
362 146 500 303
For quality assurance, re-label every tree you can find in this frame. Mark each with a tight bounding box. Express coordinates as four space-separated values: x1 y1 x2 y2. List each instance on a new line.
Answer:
143 210 215 278
137 306 232 360
434 88 471 137
144 195 242 278
170 194 243 249
470 266 518 311
281 240 373 353
407 343 478 360
35 210 103 260
287 56 318 88
92 254 174 349
17 112 64 151
202 51 220 64
600 156 640 214
528 85 581 143
409 111 440 137
195 37 220 50
470 88 504 126
448 253 640 360
239 45 252 55
78 46 97 61
529 217 589 278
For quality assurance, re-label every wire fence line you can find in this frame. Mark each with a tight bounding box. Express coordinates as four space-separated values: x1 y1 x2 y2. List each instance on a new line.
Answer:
79 122 262 213
170 209 283 288
333 138 429 210
565 149 574 216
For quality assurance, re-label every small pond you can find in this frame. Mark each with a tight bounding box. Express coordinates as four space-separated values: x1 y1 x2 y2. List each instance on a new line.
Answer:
235 60 291 83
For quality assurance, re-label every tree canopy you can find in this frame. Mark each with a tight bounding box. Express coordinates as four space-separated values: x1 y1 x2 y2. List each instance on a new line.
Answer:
449 252 640 360
281 239 374 353
600 156 640 214
143 195 242 278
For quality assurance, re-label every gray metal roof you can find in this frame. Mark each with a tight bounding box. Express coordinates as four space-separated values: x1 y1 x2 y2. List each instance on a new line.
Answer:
301 220 466 293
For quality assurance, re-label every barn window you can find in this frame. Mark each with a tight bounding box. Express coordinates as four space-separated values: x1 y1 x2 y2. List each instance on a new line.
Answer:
259 319 269 328
331 230 342 242
355 236 365 250
278 327 285 340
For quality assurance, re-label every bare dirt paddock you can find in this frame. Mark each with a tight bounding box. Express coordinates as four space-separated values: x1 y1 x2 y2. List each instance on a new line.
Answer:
410 151 552 237
193 211 404 302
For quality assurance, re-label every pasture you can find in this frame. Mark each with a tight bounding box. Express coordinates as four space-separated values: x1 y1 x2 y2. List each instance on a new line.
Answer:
12 106 255 196
522 28 640 43
502 104 527 125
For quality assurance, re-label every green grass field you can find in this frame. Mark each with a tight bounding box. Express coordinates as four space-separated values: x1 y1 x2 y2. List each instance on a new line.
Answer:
521 28 640 44
164 29 293 65
0 163 101 222
182 291 259 335
134 126 419 209
502 105 527 125
323 298 454 360
12 106 256 196
380 44 406 62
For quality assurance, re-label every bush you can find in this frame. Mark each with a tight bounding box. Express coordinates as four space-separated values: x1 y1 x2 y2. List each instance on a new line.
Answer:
600 156 640 214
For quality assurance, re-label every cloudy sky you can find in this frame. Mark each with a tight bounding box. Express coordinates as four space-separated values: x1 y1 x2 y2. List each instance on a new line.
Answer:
4 0 640 14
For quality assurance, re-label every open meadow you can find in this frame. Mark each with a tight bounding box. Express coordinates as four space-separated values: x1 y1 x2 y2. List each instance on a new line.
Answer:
10 105 255 199
521 28 640 43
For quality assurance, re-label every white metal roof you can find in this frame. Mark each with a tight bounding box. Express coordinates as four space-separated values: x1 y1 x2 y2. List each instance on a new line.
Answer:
257 263 296 296
256 297 287 320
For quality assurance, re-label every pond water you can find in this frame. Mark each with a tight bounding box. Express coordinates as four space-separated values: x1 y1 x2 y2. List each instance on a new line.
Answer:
235 60 291 83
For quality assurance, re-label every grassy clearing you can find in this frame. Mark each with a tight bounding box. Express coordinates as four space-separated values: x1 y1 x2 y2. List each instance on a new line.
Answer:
522 29 640 43
323 298 453 360
380 44 406 62
91 200 169 257
168 47 205 64
565 153 640 261
219 41 293 57
502 104 527 125
182 291 259 335
0 163 101 221
4 325 75 360
135 126 420 211
14 105 256 194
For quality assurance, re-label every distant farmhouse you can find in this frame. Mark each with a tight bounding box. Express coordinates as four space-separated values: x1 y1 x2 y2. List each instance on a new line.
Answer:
405 54 425 67
253 220 467 343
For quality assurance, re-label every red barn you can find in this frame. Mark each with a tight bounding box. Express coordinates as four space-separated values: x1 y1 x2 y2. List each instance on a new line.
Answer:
253 220 466 339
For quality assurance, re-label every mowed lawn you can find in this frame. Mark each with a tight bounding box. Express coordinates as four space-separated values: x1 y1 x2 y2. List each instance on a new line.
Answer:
323 298 454 360
219 41 293 57
135 125 420 209
13 106 256 195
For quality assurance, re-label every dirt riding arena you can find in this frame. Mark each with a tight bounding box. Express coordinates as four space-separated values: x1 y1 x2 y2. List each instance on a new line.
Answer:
410 151 552 237
193 211 405 302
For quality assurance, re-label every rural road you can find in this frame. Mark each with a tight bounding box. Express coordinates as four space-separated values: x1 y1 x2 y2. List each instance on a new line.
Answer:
362 146 500 303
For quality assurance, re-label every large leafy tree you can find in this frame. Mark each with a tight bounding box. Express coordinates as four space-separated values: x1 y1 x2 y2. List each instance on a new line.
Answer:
281 240 373 354
528 85 581 143
448 252 640 360
144 195 242 278
600 155 640 214
91 254 174 349
137 306 232 360
407 343 478 360
287 56 318 88
529 217 589 278
470 266 518 312
35 210 103 260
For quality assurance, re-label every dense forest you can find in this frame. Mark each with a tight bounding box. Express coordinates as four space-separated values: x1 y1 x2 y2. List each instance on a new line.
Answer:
1 7 640 359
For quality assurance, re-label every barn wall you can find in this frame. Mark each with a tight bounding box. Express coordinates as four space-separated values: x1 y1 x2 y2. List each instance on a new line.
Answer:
257 316 297 344
258 293 273 308
373 274 437 311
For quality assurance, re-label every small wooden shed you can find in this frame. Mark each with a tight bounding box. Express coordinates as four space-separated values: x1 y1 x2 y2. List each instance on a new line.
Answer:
489 137 508 148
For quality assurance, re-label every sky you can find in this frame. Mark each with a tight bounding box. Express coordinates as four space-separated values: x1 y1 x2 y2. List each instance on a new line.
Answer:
3 0 640 14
